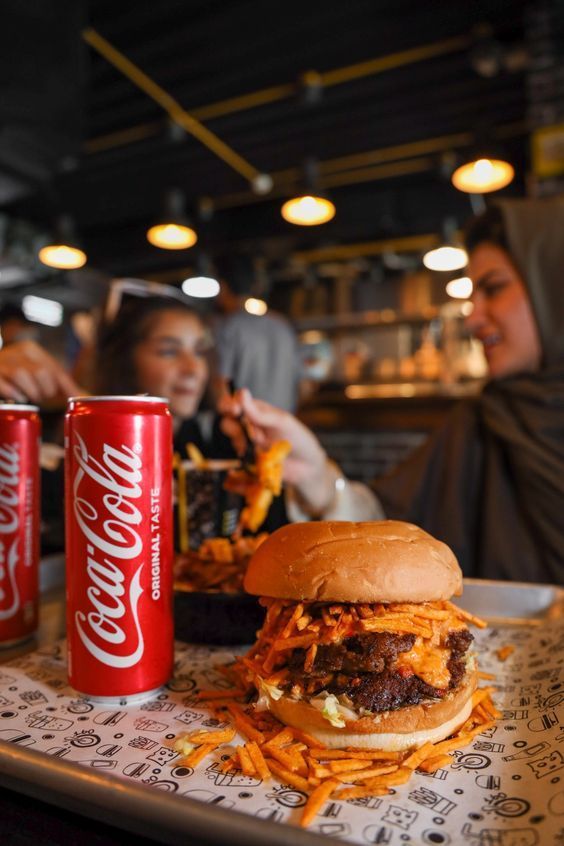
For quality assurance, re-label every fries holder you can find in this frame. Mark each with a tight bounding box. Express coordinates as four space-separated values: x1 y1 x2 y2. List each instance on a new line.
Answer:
174 588 265 645
177 459 243 551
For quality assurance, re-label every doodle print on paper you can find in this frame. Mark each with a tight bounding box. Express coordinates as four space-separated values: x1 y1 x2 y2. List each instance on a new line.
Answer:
0 619 562 844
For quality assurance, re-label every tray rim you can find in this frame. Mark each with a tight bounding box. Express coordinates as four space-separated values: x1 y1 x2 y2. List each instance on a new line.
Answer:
459 577 564 625
462 576 562 592
0 739 328 846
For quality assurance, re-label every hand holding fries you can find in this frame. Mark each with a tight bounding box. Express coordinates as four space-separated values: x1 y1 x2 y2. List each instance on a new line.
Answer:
218 388 341 517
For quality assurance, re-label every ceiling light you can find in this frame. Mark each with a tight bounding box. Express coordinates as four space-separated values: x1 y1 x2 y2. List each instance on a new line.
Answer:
38 214 87 270
38 244 87 270
282 158 336 226
251 173 274 195
147 223 197 250
423 246 468 272
147 188 197 250
22 295 63 326
446 276 473 299
281 195 336 226
244 297 267 316
451 157 514 193
181 276 219 298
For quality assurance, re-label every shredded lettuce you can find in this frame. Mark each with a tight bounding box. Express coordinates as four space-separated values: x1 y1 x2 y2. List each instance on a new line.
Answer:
173 737 195 757
255 678 284 711
310 693 347 727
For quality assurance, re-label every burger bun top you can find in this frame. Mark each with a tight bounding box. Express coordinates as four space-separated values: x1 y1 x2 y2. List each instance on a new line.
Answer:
244 520 462 603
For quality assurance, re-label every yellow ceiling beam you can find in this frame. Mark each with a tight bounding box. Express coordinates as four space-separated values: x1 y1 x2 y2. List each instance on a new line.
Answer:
85 121 161 154
128 233 441 276
192 83 296 122
82 27 260 182
187 119 525 209
294 234 440 263
318 133 472 175
85 34 470 154
213 156 435 209
320 156 433 188
319 35 469 86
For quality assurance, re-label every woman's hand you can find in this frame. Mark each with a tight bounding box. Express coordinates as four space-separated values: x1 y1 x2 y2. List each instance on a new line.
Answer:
0 340 82 403
218 388 337 514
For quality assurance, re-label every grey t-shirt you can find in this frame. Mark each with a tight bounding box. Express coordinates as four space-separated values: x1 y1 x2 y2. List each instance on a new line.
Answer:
215 310 300 411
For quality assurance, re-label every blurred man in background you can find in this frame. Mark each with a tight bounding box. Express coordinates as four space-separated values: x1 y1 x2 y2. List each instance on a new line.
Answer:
214 254 300 412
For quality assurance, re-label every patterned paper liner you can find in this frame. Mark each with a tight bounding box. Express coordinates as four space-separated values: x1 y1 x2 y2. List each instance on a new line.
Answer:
1 620 563 844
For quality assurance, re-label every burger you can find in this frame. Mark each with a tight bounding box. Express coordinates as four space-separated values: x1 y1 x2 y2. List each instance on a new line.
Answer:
240 520 478 751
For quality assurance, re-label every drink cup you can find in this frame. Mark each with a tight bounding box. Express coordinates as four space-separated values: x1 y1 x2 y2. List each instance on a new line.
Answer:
65 395 173 704
0 404 40 647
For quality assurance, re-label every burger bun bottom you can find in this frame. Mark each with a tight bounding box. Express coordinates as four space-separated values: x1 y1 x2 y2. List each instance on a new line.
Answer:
265 669 477 751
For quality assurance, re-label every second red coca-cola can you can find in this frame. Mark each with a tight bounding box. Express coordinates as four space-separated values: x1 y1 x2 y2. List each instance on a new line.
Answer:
65 396 173 703
0 404 40 647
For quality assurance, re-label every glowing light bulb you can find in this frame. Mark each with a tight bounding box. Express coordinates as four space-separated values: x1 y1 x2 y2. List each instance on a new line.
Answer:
244 297 268 315
281 195 335 226
451 158 514 193
423 246 468 272
181 276 219 298
446 276 473 299
147 223 197 249
38 244 87 269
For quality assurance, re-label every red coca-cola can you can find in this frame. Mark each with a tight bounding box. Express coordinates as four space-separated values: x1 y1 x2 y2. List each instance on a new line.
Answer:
65 396 173 704
0 404 40 647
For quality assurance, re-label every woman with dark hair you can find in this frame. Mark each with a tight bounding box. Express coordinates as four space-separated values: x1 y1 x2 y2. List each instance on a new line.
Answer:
370 199 563 583
221 198 564 584
94 290 234 458
94 289 292 542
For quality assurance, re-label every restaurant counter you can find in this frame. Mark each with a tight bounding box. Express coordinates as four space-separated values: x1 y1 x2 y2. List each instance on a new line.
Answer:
298 380 481 483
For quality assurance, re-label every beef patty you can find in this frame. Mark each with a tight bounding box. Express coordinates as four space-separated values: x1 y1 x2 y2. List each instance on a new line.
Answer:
286 628 474 713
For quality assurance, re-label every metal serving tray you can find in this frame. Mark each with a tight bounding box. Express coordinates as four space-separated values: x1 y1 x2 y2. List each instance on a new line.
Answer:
0 741 326 846
0 578 562 846
457 577 563 625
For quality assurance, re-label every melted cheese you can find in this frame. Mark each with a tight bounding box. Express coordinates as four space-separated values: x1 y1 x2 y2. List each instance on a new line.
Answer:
396 639 451 689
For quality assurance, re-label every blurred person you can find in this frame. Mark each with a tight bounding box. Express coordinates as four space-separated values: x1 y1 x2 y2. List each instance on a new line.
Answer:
0 337 80 404
0 329 83 553
0 283 225 549
214 254 300 412
0 282 262 549
95 284 377 527
0 303 38 347
220 199 564 584
0 293 295 552
95 283 229 457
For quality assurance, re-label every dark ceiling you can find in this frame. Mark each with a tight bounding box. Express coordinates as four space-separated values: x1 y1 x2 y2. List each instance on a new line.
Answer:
1 0 533 291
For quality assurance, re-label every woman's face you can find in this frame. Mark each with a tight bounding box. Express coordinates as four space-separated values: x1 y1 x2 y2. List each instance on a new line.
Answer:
465 242 542 379
133 309 209 420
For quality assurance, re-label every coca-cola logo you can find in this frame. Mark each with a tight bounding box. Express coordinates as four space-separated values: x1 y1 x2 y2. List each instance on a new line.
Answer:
0 443 21 621
72 432 145 668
